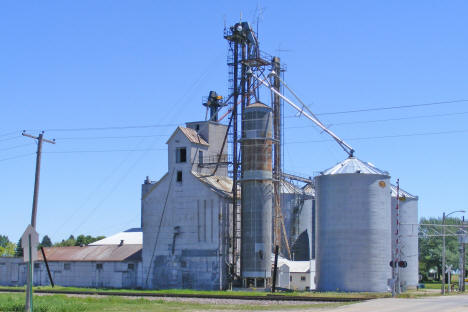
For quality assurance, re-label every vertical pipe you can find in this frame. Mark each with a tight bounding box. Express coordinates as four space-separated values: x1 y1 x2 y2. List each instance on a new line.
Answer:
272 57 282 253
272 245 279 292
232 42 239 276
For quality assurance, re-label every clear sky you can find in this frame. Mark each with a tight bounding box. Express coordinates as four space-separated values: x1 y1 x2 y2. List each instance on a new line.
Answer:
1 1 467 243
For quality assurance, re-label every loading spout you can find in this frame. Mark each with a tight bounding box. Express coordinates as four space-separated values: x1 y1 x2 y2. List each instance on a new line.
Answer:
248 69 355 157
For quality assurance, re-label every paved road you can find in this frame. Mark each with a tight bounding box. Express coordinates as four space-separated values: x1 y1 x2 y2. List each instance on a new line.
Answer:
331 295 468 312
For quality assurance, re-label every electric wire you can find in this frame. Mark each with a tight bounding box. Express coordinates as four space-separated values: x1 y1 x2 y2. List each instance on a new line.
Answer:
0 153 35 162
314 99 468 116
284 110 468 130
286 129 468 145
0 143 33 152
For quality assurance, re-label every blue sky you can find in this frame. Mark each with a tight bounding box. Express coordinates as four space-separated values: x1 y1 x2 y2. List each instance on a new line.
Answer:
1 1 467 243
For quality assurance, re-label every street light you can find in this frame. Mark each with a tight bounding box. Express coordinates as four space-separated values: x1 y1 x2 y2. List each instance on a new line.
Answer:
442 210 466 294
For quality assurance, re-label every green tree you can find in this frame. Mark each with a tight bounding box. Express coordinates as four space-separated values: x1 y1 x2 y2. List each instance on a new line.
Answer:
14 239 23 257
0 235 9 248
0 235 15 257
40 235 53 247
419 217 464 281
75 234 105 246
54 235 76 247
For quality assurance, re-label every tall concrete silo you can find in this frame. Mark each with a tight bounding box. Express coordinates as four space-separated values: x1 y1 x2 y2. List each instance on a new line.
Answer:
391 184 419 290
240 102 273 286
315 157 391 292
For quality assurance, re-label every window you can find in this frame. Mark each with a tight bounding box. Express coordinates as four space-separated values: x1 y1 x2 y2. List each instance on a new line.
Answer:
176 147 187 163
196 124 200 131
198 151 203 164
34 263 40 269
127 263 134 270
64 263 71 271
177 171 183 182
290 276 292 282
301 276 306 281
96 263 103 270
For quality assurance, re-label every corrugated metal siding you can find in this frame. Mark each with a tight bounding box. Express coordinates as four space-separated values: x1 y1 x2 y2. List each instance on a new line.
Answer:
315 157 391 292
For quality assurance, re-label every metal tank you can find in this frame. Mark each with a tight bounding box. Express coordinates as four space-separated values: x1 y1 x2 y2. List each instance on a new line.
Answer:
315 157 391 292
391 184 419 290
240 102 273 285
280 180 314 261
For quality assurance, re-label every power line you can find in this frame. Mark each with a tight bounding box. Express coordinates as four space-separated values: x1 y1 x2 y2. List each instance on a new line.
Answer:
0 153 35 163
0 131 19 138
0 143 33 152
25 123 180 132
43 148 166 154
0 135 21 143
286 128 468 145
314 99 468 116
55 134 170 140
285 110 468 130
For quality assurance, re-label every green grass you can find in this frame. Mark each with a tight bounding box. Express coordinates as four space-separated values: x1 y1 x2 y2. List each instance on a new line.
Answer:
0 293 347 312
0 285 386 299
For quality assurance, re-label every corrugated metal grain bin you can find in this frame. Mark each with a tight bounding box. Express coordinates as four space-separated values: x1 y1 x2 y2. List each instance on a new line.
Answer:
391 184 419 289
315 157 391 292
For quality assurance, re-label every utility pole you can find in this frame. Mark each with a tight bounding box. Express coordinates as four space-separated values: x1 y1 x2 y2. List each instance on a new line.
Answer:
459 216 466 292
22 131 55 311
463 217 466 292
441 210 465 295
442 212 446 294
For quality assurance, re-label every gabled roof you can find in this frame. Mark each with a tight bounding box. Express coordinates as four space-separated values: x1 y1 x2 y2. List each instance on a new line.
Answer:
166 126 209 146
89 228 142 245
37 244 142 262
191 171 239 199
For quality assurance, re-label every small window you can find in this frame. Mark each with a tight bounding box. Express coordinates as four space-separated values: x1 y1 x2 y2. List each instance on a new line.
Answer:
34 263 40 269
290 276 292 282
64 263 71 270
181 261 187 268
198 151 203 164
96 263 103 270
196 124 200 131
127 263 134 270
301 276 306 281
176 147 187 163
177 171 183 182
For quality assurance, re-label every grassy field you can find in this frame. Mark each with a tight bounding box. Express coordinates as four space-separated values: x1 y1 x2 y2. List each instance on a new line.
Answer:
1 284 461 299
0 293 347 312
0 285 389 299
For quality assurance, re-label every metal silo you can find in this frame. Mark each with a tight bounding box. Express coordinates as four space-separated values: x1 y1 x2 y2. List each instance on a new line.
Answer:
280 180 314 261
315 157 391 292
391 184 419 290
240 102 273 286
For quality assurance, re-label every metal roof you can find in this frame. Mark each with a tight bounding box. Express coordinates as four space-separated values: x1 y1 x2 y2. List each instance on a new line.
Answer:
192 171 239 199
246 102 270 109
270 255 313 273
166 126 209 146
179 127 209 146
302 183 315 196
89 228 142 246
390 184 418 200
321 157 389 176
38 244 142 262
